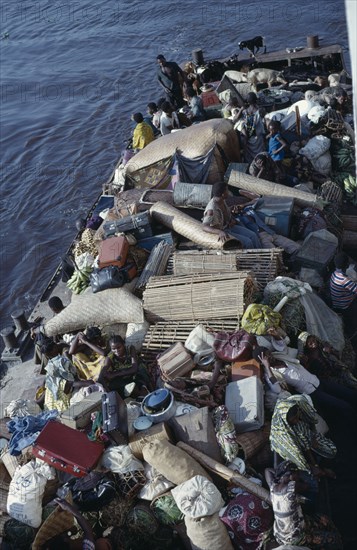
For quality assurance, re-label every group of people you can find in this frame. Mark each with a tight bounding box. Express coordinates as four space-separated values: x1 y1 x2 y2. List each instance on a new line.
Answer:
33 311 150 413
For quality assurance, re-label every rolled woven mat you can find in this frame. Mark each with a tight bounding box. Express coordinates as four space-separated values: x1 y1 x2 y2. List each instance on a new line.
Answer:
227 171 321 207
150 202 241 250
44 287 144 337
177 442 271 504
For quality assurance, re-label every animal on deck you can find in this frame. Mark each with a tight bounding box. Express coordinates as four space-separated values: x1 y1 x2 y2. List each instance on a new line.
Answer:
238 36 266 56
247 68 287 92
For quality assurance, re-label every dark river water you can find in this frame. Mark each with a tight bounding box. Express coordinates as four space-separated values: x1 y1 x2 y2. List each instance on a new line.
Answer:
0 0 350 328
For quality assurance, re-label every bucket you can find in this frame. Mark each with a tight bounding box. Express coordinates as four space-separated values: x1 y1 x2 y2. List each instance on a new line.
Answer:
192 48 204 66
307 35 319 49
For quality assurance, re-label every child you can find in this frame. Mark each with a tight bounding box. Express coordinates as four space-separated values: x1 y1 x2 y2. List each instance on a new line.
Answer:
267 120 287 164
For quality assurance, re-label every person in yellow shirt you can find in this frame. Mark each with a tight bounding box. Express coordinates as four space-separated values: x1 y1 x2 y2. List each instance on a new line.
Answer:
131 112 154 150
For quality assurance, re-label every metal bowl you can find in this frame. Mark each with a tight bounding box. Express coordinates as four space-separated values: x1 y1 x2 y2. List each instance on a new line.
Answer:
141 390 177 424
142 389 171 414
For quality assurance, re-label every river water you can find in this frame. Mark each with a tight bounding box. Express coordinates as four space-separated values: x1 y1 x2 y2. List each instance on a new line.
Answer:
0 0 350 328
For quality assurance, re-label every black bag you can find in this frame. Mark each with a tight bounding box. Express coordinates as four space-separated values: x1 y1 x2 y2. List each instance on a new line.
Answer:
71 472 117 512
90 263 137 293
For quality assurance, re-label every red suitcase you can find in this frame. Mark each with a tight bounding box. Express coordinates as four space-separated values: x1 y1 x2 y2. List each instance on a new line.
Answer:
32 421 104 478
98 236 129 269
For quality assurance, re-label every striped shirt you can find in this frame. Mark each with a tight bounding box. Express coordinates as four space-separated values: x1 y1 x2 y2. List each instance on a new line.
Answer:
330 269 357 309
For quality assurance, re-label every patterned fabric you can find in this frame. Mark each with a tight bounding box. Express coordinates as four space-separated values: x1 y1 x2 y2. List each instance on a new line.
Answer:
212 405 239 462
271 479 306 546
241 303 282 336
126 155 174 189
330 268 357 309
220 492 273 549
83 539 96 550
44 378 72 413
107 351 132 372
270 395 337 472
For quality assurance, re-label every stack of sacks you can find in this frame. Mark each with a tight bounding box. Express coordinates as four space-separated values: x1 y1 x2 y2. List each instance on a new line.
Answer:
299 135 331 176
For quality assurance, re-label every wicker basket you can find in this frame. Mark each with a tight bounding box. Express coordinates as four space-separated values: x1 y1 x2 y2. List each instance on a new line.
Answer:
236 422 270 460
116 470 146 499
318 180 343 204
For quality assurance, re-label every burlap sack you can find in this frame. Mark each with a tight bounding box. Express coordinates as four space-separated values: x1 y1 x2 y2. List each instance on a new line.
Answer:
44 288 144 337
185 514 234 550
142 440 210 485
125 119 240 184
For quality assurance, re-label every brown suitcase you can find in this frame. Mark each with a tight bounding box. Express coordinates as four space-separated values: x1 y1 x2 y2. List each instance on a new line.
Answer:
231 358 262 382
60 392 103 429
98 236 129 269
157 342 194 381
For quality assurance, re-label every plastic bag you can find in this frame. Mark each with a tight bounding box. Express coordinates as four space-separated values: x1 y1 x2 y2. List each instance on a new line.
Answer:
185 324 215 356
4 400 41 419
101 445 144 474
125 321 150 352
299 135 330 160
139 463 174 501
310 151 331 175
241 304 282 336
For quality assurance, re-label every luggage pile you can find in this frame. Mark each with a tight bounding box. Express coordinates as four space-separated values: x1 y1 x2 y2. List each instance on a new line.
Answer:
1 60 356 550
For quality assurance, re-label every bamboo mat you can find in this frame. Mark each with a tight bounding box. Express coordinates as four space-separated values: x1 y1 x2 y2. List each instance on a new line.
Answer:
141 319 240 365
142 272 257 322
135 241 173 294
171 249 283 289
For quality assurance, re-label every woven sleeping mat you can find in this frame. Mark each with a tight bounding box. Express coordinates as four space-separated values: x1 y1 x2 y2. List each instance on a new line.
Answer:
142 272 257 322
44 288 144 337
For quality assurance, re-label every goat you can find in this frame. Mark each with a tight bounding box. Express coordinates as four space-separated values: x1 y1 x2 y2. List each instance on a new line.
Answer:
238 36 266 56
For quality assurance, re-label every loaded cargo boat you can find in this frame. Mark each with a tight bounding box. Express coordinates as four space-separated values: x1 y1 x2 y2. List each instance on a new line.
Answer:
0 37 356 549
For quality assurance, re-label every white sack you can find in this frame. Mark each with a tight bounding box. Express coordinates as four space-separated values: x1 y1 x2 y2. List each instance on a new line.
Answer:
310 151 331 175
7 460 55 528
4 399 41 418
125 321 150 352
171 475 224 518
299 135 331 161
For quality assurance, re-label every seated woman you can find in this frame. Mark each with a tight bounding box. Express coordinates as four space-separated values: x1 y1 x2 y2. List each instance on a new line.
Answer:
69 327 107 382
98 335 150 398
266 460 342 549
270 394 337 479
39 341 93 413
299 332 357 390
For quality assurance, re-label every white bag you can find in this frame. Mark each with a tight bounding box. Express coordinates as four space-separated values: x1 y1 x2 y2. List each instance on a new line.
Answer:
4 399 41 418
171 475 224 518
7 459 55 528
299 135 331 161
101 445 144 474
310 151 331 175
139 463 174 500
185 325 215 356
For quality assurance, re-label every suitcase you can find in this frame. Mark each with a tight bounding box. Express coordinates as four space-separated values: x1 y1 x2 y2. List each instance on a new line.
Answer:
103 211 153 241
60 392 103 429
98 235 129 269
157 342 194 381
168 407 222 463
225 377 264 433
231 358 262 382
102 392 128 437
32 421 104 478
255 196 295 237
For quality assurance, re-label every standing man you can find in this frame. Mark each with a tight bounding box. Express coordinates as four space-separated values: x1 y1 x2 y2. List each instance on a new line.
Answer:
157 54 185 108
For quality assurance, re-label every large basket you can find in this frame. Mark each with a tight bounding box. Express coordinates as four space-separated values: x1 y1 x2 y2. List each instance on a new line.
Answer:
143 272 257 323
236 422 270 460
172 249 283 290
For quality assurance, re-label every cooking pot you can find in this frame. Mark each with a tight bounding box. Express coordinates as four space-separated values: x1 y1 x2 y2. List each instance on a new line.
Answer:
142 389 171 414
141 390 177 423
